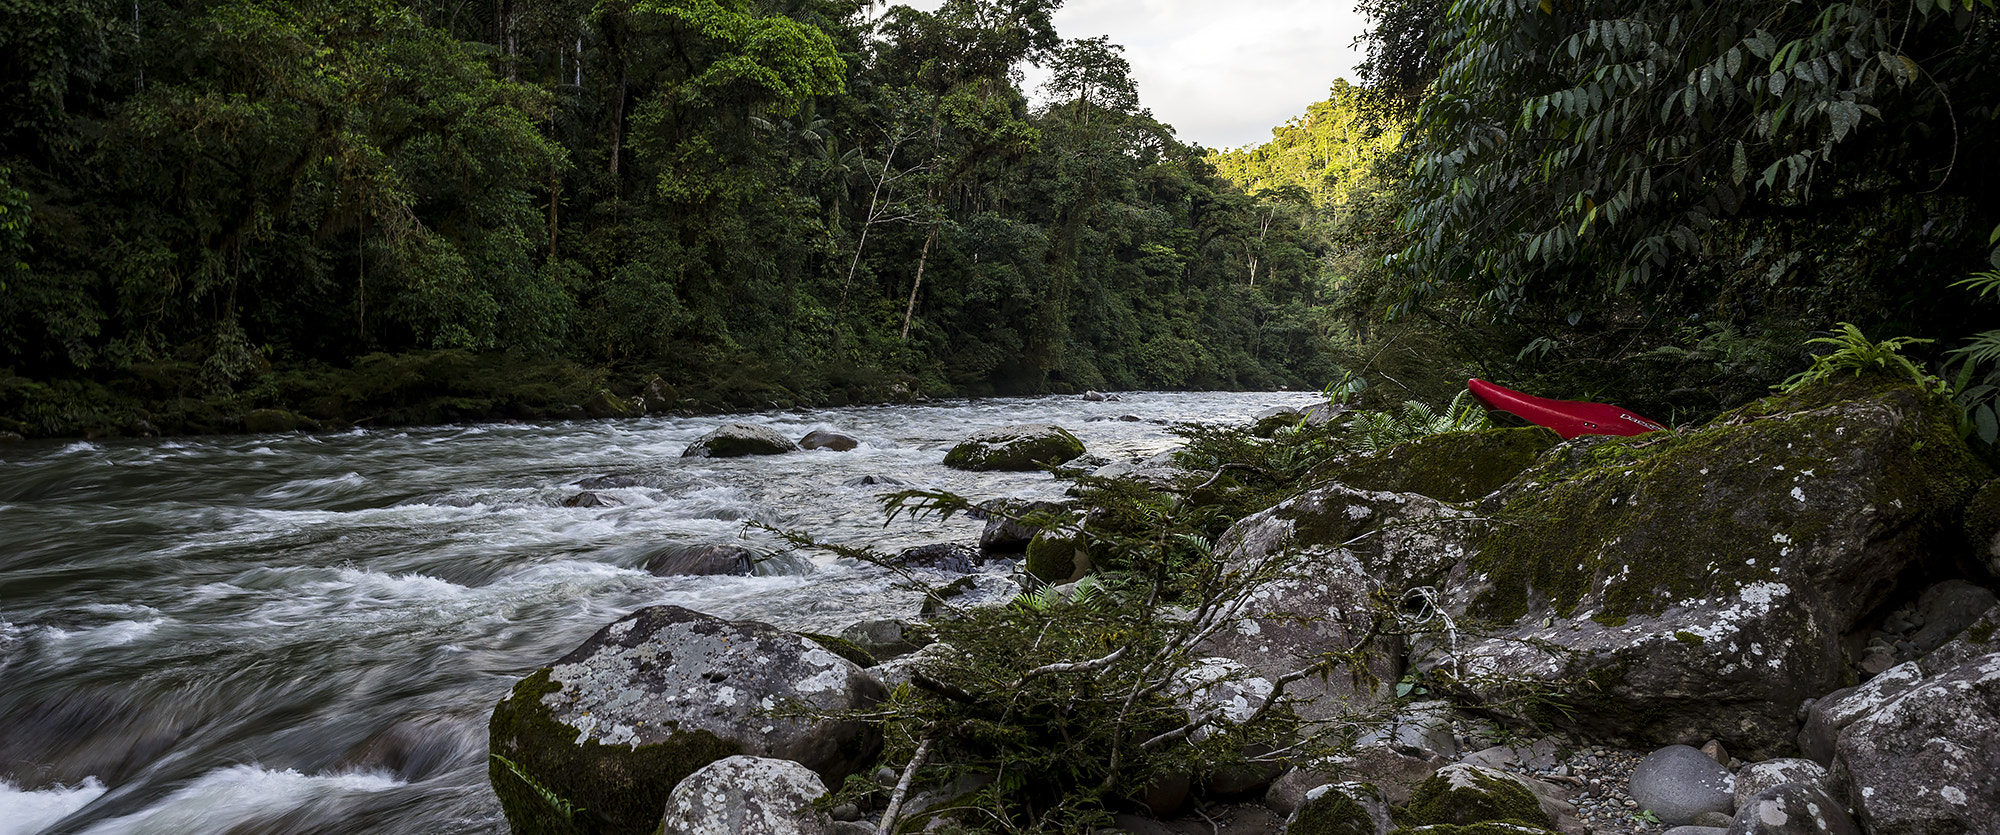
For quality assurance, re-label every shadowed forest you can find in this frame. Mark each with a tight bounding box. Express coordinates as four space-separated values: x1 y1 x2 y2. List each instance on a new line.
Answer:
1 0 1997 442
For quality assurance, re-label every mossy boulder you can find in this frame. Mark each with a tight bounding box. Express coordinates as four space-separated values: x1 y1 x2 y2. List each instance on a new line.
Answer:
1311 426 1561 503
242 408 303 433
941 424 1084 471
1284 781 1394 835
1023 533 1091 584
1206 484 1478 721
581 389 636 419
1968 478 1999 578
681 423 799 457
1398 765 1557 831
487 606 883 835
1423 374 1991 756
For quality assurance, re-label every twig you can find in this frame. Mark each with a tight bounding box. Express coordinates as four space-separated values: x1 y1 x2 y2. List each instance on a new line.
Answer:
876 736 936 835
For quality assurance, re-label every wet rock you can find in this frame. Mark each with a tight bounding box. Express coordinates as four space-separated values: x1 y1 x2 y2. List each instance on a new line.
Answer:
562 491 620 508
682 423 798 458
941 424 1085 471
1282 781 1395 835
1431 376 1987 756
644 544 757 576
893 543 980 574
800 430 860 451
1727 783 1858 835
976 499 1066 554
838 619 930 661
333 714 481 781
1630 745 1736 825
583 389 637 419
1207 484 1475 720
1734 759 1830 811
637 376 677 414
488 605 881 835
841 474 905 487
660 755 830 835
0 431 22 443
575 474 644 489
243 408 302 433
1830 650 2000 835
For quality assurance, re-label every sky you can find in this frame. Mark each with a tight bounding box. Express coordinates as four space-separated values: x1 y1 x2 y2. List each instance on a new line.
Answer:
885 0 1373 151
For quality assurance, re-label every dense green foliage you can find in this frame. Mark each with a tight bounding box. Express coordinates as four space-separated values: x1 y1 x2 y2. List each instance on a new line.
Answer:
1334 0 2000 432
0 0 1347 435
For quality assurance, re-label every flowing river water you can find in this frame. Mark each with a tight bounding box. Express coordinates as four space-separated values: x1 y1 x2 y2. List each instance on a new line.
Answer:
0 391 1318 835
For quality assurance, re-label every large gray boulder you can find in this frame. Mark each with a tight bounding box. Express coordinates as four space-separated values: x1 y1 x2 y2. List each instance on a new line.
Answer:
1829 650 2000 835
488 606 882 835
1728 783 1858 835
644 543 758 576
1734 759 1830 812
682 423 799 457
1425 376 1989 756
661 756 830 835
1629 744 1736 825
1207 483 1476 720
942 424 1084 471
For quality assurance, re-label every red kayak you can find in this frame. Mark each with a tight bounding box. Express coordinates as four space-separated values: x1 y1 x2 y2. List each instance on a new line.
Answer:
1467 379 1668 439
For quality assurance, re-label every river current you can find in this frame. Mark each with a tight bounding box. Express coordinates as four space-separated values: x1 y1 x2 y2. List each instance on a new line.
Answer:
0 391 1316 835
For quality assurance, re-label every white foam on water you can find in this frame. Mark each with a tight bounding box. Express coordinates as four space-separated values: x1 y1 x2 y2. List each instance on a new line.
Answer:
57 441 101 455
75 765 402 835
32 617 169 651
0 776 108 835
255 472 368 501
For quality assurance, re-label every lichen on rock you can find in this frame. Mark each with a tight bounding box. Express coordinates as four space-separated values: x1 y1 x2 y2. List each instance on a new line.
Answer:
1311 426 1561 503
941 424 1085 471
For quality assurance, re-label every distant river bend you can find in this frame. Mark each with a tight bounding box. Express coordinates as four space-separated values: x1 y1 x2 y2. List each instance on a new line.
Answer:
0 391 1317 835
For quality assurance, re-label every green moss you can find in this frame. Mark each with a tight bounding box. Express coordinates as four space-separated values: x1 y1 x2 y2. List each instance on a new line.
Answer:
1312 426 1560 503
942 427 1085 471
1286 785 1383 835
1469 374 1989 623
1400 769 1554 830
1590 614 1628 627
1966 479 2000 551
800 632 876 668
488 668 742 835
1024 534 1089 584
1674 631 1705 645
1968 622 1995 645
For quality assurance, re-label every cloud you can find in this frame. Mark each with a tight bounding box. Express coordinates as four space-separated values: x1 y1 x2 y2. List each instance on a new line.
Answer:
884 0 1371 150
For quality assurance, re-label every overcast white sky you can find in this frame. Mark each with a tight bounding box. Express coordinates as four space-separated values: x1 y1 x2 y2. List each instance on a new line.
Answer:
885 0 1372 150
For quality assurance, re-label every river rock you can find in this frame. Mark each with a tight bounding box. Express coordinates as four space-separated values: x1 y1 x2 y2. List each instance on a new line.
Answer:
1090 451 1186 490
1398 764 1562 830
1267 743 1451 813
243 408 302 433
1829 650 2000 835
644 544 758 576
333 714 481 781
661 755 829 835
799 430 860 451
1728 783 1858 835
562 491 620 508
487 605 882 835
682 423 799 457
841 474 905 487
1427 376 1989 756
1734 759 1830 811
575 473 644 489
1796 661 1926 764
975 499 1066 554
838 619 929 661
583 389 637 419
1282 781 1396 835
1629 745 1736 825
1168 657 1284 797
637 376 677 413
893 543 980 573
941 424 1085 471
1207 483 1477 720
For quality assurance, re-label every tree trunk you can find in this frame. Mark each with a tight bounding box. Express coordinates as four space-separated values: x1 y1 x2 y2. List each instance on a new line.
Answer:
900 224 937 340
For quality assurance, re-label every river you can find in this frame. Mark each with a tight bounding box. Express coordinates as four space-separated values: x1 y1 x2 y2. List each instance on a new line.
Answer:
0 391 1317 835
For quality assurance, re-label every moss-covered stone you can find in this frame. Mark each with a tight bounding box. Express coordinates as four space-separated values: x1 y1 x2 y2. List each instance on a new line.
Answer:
680 423 797 457
1023 533 1090 584
488 668 741 835
1286 784 1387 835
801 632 876 668
942 424 1085 471
1470 373 1990 624
581 389 635 419
1312 426 1561 503
242 408 301 433
1399 766 1555 830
